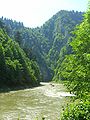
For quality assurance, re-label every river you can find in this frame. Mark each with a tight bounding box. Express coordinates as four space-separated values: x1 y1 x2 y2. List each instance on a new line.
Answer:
0 82 75 120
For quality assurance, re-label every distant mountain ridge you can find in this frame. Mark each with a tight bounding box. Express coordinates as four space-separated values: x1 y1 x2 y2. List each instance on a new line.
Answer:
0 10 84 82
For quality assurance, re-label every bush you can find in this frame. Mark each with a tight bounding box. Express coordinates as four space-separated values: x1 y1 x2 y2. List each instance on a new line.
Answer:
61 101 90 120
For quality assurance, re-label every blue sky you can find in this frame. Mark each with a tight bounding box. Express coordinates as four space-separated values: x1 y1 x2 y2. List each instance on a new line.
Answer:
0 0 88 28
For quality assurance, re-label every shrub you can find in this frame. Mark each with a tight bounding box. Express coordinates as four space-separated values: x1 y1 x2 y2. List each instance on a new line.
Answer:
61 101 90 120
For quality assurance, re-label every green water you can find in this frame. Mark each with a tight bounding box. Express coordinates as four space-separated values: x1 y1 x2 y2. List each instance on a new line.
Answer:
0 82 72 120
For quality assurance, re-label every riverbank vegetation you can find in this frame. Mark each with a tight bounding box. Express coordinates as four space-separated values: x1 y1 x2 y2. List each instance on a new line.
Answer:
0 25 40 89
59 3 90 120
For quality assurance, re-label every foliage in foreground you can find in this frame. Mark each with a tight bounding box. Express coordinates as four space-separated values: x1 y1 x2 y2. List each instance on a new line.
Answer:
61 101 90 120
55 1 90 97
60 2 90 120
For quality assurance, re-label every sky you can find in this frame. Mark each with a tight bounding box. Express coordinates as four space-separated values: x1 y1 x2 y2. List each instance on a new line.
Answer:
0 0 88 28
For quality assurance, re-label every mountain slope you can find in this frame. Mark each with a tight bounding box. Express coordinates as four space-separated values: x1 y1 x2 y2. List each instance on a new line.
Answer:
40 10 84 69
0 27 40 88
0 10 84 81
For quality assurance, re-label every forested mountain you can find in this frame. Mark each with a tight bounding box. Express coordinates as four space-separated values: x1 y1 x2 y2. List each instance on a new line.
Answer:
40 10 83 69
0 18 52 81
0 25 40 88
0 10 83 82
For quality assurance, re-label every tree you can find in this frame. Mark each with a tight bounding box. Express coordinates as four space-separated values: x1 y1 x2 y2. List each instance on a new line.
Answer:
58 2 90 96
14 31 22 45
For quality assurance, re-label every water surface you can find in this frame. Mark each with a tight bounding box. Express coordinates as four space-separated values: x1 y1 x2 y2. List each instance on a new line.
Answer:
0 82 74 120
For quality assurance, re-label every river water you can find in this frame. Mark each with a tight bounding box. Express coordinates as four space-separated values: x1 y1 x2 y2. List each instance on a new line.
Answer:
0 82 74 120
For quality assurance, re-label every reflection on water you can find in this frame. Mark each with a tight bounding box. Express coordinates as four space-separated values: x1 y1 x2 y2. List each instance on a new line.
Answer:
0 82 74 120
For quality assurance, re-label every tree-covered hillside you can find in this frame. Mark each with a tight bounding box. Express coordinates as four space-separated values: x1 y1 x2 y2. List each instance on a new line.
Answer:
0 10 84 83
0 18 52 81
0 26 40 88
40 10 84 70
